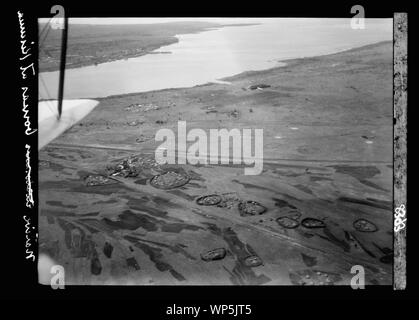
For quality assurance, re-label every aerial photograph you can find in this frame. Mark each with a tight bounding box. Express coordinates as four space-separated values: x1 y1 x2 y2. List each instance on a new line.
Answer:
38 18 393 285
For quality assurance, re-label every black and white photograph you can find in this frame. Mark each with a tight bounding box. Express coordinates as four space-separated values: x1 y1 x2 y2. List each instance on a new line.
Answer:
9 2 413 304
36 15 398 286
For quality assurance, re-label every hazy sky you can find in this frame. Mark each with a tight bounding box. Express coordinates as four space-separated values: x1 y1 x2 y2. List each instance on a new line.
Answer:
39 18 281 24
39 17 392 25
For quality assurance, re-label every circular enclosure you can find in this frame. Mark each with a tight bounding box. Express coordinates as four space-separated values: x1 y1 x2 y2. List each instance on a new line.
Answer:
301 217 326 229
196 194 222 206
200 248 227 261
353 218 378 232
238 201 267 216
150 171 190 189
243 255 263 267
276 216 300 229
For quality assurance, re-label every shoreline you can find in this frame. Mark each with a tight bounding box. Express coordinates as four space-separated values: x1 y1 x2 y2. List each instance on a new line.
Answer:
39 23 259 73
79 40 391 101
40 40 179 73
220 40 391 82
54 39 393 163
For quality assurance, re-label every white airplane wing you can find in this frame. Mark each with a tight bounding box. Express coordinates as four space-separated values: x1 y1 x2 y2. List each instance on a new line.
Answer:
38 99 98 149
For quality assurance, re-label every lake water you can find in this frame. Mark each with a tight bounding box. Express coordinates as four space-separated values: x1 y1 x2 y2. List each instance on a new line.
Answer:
39 18 392 99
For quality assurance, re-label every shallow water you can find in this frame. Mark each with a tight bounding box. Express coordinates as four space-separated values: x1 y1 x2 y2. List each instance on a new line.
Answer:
39 18 392 99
